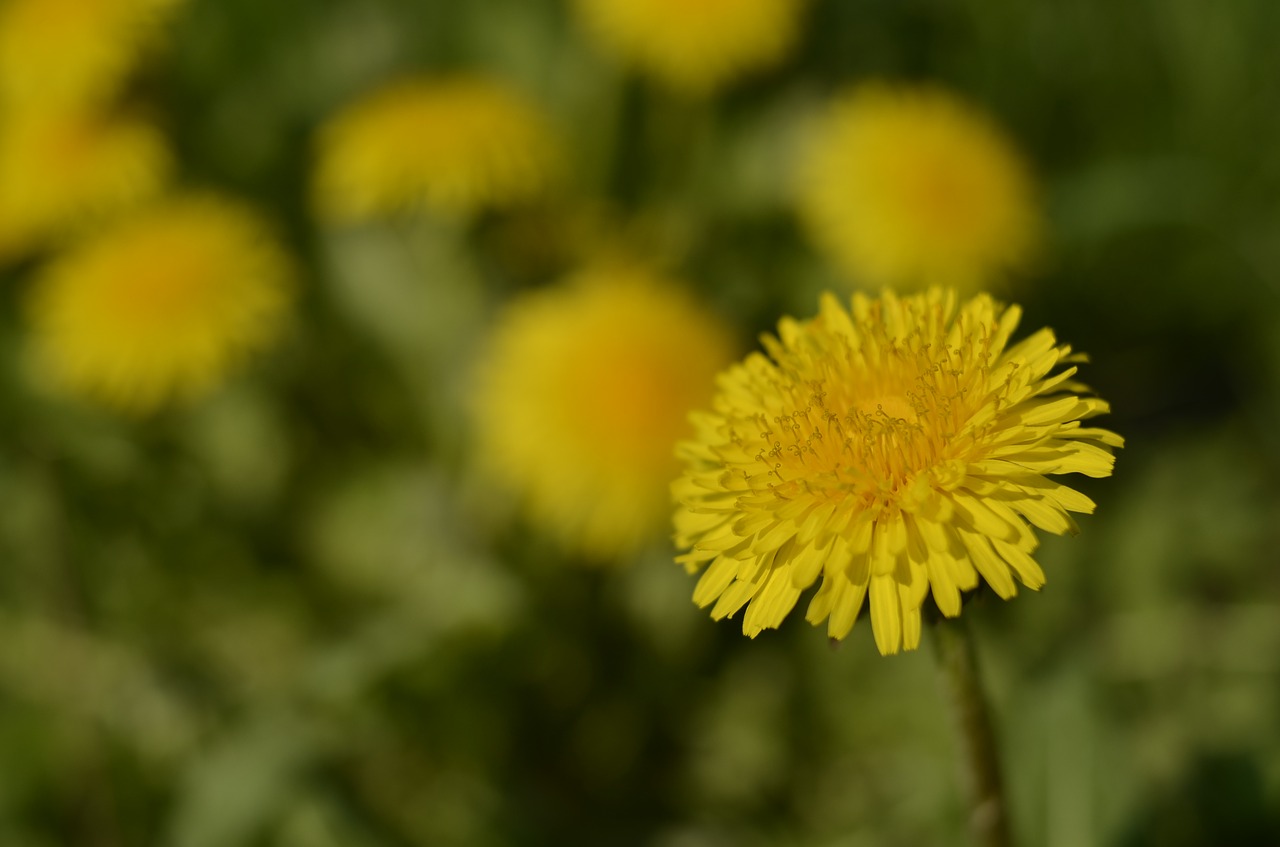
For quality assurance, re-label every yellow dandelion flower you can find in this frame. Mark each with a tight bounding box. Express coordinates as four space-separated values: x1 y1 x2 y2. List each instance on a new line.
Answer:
27 194 294 414
473 266 737 559
313 76 561 223
0 0 185 111
797 84 1040 292
572 0 806 95
673 289 1121 654
0 109 170 260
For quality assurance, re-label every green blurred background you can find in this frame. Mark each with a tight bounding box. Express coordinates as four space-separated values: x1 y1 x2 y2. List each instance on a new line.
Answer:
2 1 1279 845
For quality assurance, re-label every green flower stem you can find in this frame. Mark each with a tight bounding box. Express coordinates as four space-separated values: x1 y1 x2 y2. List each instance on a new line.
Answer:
930 615 1013 847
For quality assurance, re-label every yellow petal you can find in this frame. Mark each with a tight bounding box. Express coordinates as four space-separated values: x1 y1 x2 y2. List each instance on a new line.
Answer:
899 585 923 651
869 575 902 655
789 542 827 589
692 554 739 607
959 529 1017 599
991 538 1046 589
926 551 963 617
744 568 802 635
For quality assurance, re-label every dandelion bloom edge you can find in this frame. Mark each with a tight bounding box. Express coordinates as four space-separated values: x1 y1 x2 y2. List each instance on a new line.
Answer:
672 288 1121 654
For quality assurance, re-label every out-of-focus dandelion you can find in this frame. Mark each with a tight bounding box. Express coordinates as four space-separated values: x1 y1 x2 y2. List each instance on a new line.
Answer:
0 109 170 261
797 85 1040 292
26 194 294 414
472 266 737 560
673 289 1120 654
570 0 806 96
313 75 561 224
0 0 185 111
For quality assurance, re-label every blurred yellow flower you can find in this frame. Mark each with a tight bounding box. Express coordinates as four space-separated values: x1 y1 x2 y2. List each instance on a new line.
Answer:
797 85 1040 292
472 266 737 559
674 289 1120 654
27 194 294 414
313 76 561 223
0 0 185 111
572 0 806 95
0 109 171 261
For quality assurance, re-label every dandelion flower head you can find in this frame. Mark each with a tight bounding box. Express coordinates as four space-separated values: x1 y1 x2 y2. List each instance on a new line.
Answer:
27 194 294 414
313 75 561 223
797 84 1040 292
0 109 170 261
0 0 185 111
473 266 737 560
572 0 806 95
674 289 1120 654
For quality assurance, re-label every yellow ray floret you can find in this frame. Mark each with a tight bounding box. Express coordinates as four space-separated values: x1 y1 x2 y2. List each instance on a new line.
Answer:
796 84 1040 293
313 75 561 223
673 289 1121 654
572 0 806 95
26 194 294 414
0 0 186 111
472 265 737 560
0 108 171 261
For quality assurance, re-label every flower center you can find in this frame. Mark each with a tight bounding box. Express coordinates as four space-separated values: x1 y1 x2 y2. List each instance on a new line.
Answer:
855 390 916 423
901 161 974 238
736 312 994 517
